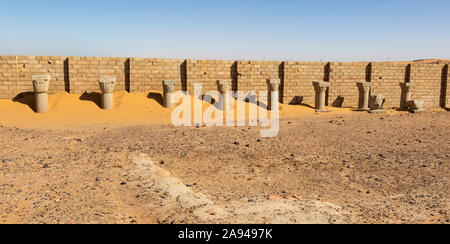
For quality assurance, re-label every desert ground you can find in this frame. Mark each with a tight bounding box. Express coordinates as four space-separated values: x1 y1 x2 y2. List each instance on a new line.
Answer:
0 92 448 224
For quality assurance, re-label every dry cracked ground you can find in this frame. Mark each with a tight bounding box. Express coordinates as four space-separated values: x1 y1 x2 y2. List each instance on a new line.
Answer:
0 111 449 224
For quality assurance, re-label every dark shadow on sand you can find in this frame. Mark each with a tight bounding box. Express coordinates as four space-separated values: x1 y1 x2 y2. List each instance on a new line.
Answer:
148 92 164 107
79 92 102 109
13 92 35 112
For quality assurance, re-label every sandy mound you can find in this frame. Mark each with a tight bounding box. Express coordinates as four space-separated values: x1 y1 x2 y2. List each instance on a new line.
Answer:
0 91 354 129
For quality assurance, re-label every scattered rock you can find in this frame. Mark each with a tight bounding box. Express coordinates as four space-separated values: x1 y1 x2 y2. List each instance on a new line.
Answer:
42 164 50 168
369 95 386 110
1 159 13 163
267 194 282 201
233 141 240 145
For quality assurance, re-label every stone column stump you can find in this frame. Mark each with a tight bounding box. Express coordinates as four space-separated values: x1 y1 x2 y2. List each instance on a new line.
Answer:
356 82 371 111
313 81 331 112
268 79 281 111
32 75 51 113
217 80 232 110
98 76 116 110
399 83 413 110
163 80 176 108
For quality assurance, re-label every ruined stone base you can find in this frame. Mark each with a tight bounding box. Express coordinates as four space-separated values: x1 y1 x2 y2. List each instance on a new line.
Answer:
368 109 386 114
315 109 332 113
409 109 426 114
355 108 370 112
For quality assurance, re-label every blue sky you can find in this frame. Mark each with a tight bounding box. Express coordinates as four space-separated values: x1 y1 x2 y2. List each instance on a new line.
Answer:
0 0 449 61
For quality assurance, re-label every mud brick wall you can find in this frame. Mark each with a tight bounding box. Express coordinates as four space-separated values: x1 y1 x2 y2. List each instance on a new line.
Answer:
0 55 448 109
129 58 185 93
329 62 369 107
237 61 282 100
283 62 328 105
370 63 409 108
410 63 446 108
0 56 67 99
186 60 236 94
68 57 128 94
447 65 450 108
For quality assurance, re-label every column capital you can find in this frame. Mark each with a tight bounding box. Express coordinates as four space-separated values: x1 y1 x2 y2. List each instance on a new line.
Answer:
217 80 232 93
163 80 176 93
313 81 330 92
399 82 413 92
356 82 371 92
99 76 116 93
32 75 51 93
369 95 385 111
268 79 281 91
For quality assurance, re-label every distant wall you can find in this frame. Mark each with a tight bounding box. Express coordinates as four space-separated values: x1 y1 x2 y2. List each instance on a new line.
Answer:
447 65 450 108
68 57 128 94
186 60 235 93
0 55 448 108
129 58 185 93
283 62 327 105
0 56 67 98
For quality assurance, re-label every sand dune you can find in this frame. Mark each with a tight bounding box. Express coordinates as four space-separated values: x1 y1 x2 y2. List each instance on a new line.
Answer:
0 91 354 129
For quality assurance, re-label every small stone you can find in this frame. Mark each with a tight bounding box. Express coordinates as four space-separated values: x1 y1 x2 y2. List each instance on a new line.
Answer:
120 182 127 185
95 177 102 182
42 164 50 168
207 209 217 216
233 141 240 145
1 159 13 163
160 160 165 165
267 194 282 201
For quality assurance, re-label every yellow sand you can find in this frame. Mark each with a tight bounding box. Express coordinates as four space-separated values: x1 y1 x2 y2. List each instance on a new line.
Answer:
0 91 355 129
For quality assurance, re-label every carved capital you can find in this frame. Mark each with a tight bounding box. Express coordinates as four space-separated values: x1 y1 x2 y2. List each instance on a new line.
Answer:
32 75 51 93
313 81 330 93
356 82 371 93
217 80 232 93
369 95 386 110
163 80 176 93
268 79 281 91
406 100 425 110
98 76 116 93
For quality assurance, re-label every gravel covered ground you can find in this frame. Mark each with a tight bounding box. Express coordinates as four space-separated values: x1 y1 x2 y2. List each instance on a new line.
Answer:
0 111 449 224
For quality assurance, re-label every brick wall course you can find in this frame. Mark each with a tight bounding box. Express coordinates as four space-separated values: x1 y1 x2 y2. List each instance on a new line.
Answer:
0 55 447 109
283 62 328 105
186 59 236 94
